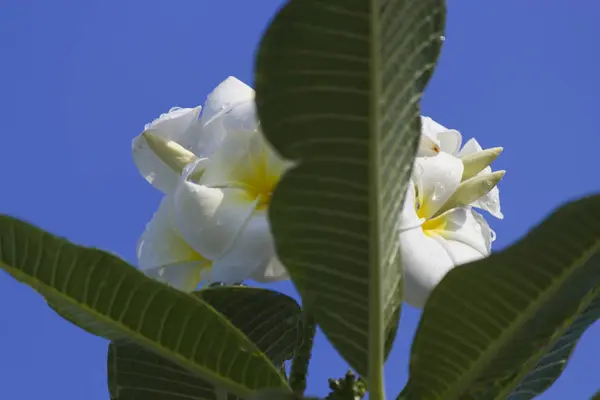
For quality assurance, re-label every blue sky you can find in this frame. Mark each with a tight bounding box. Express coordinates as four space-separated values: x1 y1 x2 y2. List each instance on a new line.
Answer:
1 1 599 399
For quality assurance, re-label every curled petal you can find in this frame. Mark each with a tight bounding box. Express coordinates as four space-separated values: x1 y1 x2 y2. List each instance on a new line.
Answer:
456 137 483 157
195 77 258 158
199 77 255 127
137 195 209 292
413 152 464 219
207 213 283 284
425 207 492 256
436 129 462 155
173 182 257 260
421 116 448 135
133 106 202 193
472 185 504 219
421 116 462 154
251 255 289 283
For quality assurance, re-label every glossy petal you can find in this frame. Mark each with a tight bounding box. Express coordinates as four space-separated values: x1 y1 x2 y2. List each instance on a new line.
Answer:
206 212 283 284
413 152 464 219
425 207 492 256
472 185 504 219
137 195 209 292
133 106 202 193
456 137 483 157
200 129 290 198
195 77 258 158
400 226 454 308
173 181 258 260
437 129 462 155
421 116 448 135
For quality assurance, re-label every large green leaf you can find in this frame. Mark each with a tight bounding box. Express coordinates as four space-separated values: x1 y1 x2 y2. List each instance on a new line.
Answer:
109 286 303 400
401 195 600 399
505 294 600 400
254 0 445 388
0 215 288 397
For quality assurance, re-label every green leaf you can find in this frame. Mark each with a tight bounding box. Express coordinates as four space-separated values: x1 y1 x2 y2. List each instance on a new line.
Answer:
109 286 303 400
506 294 600 400
254 0 445 391
401 195 600 400
194 286 303 367
0 215 287 397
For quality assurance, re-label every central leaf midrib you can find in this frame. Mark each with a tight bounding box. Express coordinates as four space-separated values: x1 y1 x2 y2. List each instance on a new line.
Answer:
367 0 385 397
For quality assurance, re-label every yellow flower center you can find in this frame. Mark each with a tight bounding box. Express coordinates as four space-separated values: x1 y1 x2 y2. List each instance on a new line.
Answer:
414 187 447 237
238 149 282 211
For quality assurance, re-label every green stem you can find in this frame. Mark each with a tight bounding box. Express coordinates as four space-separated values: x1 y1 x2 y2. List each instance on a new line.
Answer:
289 311 317 395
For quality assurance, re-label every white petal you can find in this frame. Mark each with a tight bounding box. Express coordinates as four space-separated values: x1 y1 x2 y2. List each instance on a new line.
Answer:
442 240 486 267
207 213 283 284
173 181 258 260
133 106 202 193
400 226 454 308
413 152 464 219
472 185 504 219
195 77 257 158
456 137 483 157
199 77 255 126
436 130 462 155
399 181 423 231
251 255 289 283
200 129 289 193
421 116 449 135
426 207 492 256
417 130 441 157
137 195 209 292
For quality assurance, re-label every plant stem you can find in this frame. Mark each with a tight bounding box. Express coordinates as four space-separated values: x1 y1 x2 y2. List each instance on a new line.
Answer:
289 311 317 395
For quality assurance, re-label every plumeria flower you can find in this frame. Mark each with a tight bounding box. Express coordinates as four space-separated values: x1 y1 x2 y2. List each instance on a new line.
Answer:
132 76 256 194
419 116 504 219
400 152 504 308
134 77 291 291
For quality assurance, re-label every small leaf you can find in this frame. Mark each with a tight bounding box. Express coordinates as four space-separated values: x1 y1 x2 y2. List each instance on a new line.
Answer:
0 215 287 397
402 195 600 400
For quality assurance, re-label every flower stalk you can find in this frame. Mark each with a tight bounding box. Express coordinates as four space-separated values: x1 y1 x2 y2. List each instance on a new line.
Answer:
289 311 317 395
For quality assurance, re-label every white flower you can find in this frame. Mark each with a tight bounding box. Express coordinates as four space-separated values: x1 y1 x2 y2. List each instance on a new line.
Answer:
419 116 504 219
400 152 499 308
134 77 290 291
132 76 256 193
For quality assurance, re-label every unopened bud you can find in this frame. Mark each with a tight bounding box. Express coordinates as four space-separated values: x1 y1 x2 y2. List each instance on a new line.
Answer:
461 147 503 181
436 170 505 216
142 132 198 174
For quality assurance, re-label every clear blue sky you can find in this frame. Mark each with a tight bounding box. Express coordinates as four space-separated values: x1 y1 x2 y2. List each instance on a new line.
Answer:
1 1 599 399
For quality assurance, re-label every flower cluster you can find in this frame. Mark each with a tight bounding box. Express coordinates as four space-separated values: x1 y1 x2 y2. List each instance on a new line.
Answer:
132 77 504 308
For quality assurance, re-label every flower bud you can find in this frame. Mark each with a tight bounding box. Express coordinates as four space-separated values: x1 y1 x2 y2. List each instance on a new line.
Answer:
461 147 503 181
141 132 198 174
435 170 505 216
